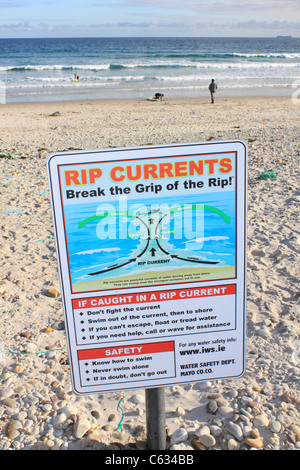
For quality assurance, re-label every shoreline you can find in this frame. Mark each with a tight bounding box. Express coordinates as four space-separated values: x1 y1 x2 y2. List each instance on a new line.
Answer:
2 94 292 106
1 94 292 109
4 87 293 106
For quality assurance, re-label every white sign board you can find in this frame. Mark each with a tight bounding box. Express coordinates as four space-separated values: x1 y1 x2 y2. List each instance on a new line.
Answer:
47 141 247 395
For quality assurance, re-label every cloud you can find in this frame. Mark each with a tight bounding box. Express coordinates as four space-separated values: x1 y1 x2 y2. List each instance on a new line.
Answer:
0 1 29 7
88 0 300 36
1 0 299 37
89 21 152 28
115 22 152 28
0 20 73 33
0 21 32 31
233 19 300 30
92 0 300 22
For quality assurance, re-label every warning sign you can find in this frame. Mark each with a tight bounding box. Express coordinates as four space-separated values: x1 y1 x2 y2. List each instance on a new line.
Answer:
47 140 247 394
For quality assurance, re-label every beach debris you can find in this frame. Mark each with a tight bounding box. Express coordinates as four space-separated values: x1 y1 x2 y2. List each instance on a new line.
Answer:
74 416 91 439
253 413 270 428
175 406 185 417
0 208 27 215
194 433 216 448
272 248 288 263
5 420 22 440
226 421 244 441
257 170 277 180
49 111 61 117
0 386 14 400
170 427 189 445
131 393 145 405
55 147 83 153
43 326 53 333
13 365 25 374
280 392 300 406
38 148 49 158
20 331 32 339
206 399 218 414
290 425 300 441
44 288 60 298
270 421 282 433
227 438 240 450
244 437 264 449
0 150 30 159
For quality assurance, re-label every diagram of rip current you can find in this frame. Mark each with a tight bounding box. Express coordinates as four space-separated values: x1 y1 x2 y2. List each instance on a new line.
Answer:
77 204 230 277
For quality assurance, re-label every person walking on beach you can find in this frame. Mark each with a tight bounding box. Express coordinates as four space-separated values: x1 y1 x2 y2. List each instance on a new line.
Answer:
208 79 217 103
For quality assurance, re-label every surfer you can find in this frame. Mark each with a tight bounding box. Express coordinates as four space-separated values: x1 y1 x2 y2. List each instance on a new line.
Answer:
147 93 164 101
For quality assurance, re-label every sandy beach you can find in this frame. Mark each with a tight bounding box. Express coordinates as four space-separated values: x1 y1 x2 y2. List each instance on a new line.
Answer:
0 95 299 450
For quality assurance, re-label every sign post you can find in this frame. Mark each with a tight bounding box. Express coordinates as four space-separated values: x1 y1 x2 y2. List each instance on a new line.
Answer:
47 140 247 448
146 387 166 450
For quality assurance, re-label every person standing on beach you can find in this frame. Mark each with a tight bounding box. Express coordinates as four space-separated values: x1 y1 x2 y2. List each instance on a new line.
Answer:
208 79 218 103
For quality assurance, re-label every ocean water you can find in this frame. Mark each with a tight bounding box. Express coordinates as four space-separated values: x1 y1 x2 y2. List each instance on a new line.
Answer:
0 37 299 102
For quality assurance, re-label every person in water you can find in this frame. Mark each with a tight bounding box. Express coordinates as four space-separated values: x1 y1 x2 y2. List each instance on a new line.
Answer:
74 74 79 81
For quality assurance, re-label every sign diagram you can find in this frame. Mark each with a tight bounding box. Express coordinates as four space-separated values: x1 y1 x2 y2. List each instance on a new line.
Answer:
79 204 229 275
63 192 236 294
48 141 247 395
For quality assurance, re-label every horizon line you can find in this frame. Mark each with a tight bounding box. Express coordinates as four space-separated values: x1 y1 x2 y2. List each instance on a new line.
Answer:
0 35 298 40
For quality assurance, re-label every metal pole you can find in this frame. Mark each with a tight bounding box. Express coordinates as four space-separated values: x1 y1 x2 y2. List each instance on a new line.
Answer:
145 387 166 450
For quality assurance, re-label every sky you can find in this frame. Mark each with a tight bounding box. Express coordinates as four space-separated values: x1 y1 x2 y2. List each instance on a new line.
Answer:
0 0 299 38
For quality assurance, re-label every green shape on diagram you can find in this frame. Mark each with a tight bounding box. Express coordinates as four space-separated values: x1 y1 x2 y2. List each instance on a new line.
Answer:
78 204 230 229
